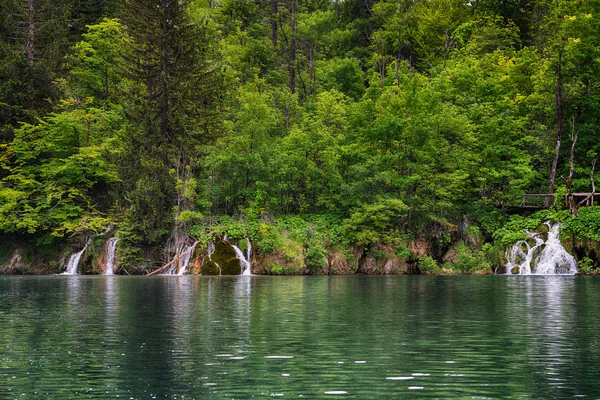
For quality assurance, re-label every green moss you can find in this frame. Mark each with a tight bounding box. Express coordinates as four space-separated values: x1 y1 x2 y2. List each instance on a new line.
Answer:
201 260 221 275
201 240 242 275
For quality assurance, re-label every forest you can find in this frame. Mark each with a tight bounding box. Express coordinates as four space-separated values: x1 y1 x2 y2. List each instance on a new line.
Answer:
0 0 599 275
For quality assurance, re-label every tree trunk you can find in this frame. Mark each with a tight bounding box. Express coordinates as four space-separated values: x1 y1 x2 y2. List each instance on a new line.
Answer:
309 45 314 95
547 50 564 207
289 0 296 94
26 0 35 112
271 0 278 46
564 121 577 216
159 0 170 140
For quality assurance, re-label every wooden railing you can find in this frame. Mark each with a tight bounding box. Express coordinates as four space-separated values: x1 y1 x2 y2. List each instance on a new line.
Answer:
519 194 554 209
519 193 599 209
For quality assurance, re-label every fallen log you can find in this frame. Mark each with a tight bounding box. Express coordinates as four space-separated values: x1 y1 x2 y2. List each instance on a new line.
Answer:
147 250 189 276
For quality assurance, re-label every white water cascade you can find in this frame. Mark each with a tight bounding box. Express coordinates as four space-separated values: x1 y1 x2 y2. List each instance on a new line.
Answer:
164 241 198 275
62 238 91 275
505 222 577 275
177 241 198 275
231 238 252 275
246 238 252 272
104 237 119 275
205 241 221 275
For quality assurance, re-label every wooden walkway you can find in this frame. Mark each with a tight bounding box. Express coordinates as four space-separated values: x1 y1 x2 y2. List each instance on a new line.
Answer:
519 193 600 209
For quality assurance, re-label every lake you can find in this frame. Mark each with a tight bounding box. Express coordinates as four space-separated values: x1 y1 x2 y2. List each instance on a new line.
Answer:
1 276 599 399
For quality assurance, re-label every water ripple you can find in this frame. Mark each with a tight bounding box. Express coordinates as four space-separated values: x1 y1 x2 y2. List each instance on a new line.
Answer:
1 276 600 398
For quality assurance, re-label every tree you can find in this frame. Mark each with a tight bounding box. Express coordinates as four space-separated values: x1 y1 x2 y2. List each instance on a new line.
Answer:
120 0 222 269
0 0 73 143
67 18 127 102
0 100 122 238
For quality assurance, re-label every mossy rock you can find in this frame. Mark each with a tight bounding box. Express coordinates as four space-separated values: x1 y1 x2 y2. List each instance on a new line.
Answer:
201 260 221 275
201 240 242 275
511 266 520 274
536 223 550 234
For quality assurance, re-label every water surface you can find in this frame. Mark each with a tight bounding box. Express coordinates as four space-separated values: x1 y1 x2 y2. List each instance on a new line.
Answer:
1 276 599 398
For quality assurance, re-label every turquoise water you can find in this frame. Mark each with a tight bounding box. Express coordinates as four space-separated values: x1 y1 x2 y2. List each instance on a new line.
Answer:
1 276 599 398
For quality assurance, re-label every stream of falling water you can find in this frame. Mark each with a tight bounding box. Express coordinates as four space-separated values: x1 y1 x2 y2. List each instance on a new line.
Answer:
163 242 199 275
177 241 198 275
232 241 252 276
104 237 119 275
63 227 113 275
505 222 577 275
62 239 91 275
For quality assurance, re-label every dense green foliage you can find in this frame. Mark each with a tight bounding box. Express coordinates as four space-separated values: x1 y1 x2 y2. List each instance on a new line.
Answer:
1 0 599 273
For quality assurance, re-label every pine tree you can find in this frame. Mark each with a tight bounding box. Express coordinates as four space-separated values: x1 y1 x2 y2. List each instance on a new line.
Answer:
119 0 222 270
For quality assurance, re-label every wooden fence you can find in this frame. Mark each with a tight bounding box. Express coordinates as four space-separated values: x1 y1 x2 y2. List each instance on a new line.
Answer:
519 193 600 209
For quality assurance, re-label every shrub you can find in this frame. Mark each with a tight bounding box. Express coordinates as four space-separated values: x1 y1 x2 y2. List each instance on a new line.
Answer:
579 257 595 275
343 198 409 246
455 244 491 272
418 255 440 274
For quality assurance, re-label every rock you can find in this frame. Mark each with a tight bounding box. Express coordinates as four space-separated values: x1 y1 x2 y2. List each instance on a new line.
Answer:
410 238 430 258
201 260 221 275
201 240 242 275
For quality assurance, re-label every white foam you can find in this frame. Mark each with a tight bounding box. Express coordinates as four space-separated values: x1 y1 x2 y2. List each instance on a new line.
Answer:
265 356 294 359
104 237 119 275
506 223 577 275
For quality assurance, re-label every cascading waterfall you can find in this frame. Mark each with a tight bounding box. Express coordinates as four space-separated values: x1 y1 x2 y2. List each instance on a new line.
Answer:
205 241 221 275
62 238 91 275
177 241 198 276
164 241 198 275
62 227 114 276
246 238 252 273
505 222 577 275
232 242 252 276
535 223 578 275
506 234 544 275
104 237 119 275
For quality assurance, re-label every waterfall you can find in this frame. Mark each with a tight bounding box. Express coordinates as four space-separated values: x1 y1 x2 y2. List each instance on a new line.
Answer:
246 238 252 271
104 237 119 275
505 222 577 275
506 235 544 275
164 241 198 275
232 239 252 276
535 223 578 275
62 239 91 275
205 241 222 275
177 241 198 276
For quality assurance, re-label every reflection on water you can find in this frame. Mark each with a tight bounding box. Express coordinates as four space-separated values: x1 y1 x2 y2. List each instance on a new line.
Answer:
0 276 600 398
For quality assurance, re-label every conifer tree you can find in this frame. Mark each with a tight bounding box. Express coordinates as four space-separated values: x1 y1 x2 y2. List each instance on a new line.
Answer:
119 0 222 269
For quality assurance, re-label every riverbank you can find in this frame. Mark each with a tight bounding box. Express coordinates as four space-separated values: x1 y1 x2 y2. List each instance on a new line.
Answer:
2 208 599 276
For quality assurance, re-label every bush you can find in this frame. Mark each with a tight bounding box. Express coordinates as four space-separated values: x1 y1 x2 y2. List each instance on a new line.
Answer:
579 257 595 275
563 207 600 242
418 255 440 274
343 198 408 246
455 244 491 272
